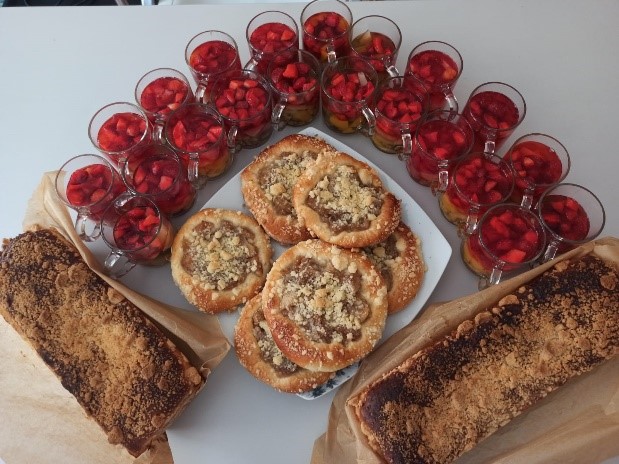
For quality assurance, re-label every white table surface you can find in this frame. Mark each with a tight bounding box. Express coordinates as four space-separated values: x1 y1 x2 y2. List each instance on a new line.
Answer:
0 1 618 463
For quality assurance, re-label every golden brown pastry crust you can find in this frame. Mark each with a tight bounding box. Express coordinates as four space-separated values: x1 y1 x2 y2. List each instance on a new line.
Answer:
262 239 388 372
171 208 272 314
0 228 203 458
361 222 426 314
349 254 619 464
240 134 333 245
234 292 333 393
293 150 401 249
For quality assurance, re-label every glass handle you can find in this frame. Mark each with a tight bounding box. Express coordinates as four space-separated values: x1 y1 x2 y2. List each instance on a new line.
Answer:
385 63 400 78
361 105 376 137
227 125 240 154
484 132 497 155
445 89 459 118
152 121 164 143
543 239 560 262
520 187 534 210
464 205 481 235
75 212 100 242
103 250 135 279
436 163 450 193
244 56 259 72
326 43 337 63
195 83 207 104
271 97 288 131
398 132 412 161
113 191 133 208
188 155 200 186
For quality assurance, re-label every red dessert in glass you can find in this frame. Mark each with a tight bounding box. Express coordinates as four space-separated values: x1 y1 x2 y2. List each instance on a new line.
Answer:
111 203 174 264
269 55 320 127
439 152 514 231
166 103 231 182
123 146 196 217
139 76 191 120
95 110 149 164
351 31 398 79
462 205 545 278
539 194 590 242
407 47 460 111
248 18 298 75
212 72 273 150
302 11 350 62
66 163 126 218
406 114 473 187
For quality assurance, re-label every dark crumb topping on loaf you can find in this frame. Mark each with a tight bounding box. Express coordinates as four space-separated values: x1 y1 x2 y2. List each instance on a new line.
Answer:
0 229 203 457
354 254 619 464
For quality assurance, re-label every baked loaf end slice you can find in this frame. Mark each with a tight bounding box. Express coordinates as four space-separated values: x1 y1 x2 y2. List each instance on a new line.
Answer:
0 229 204 457
350 254 619 464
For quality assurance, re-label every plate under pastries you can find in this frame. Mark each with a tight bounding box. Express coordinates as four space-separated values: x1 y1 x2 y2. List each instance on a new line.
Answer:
204 127 452 399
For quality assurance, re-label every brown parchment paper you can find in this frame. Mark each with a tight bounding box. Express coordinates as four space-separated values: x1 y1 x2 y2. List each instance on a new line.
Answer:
0 172 231 464
311 237 619 464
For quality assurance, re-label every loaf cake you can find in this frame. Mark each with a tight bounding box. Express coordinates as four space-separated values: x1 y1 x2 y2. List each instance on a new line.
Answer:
350 254 619 464
0 228 204 457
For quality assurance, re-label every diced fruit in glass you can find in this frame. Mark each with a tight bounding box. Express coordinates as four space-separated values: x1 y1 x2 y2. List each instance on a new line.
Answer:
112 205 173 262
322 70 375 133
302 11 350 62
270 61 319 126
407 49 459 111
189 40 239 74
351 31 397 75
66 163 125 217
97 112 147 153
140 77 191 119
540 194 590 242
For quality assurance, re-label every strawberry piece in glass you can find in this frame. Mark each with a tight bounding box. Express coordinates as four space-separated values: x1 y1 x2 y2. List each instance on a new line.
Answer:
301 0 352 63
211 70 273 152
439 152 514 234
503 133 570 208
349 15 401 82
268 49 321 129
461 204 546 287
462 82 526 155
246 11 299 75
165 103 232 187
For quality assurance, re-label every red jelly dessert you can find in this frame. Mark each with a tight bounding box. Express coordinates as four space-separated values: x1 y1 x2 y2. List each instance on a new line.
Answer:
463 91 520 153
65 163 126 217
462 206 545 277
212 76 272 149
407 49 459 111
113 204 174 263
269 60 319 126
97 112 148 158
189 40 239 75
302 11 350 62
350 31 397 78
439 153 514 229
372 85 426 154
167 107 231 180
139 77 191 120
505 140 564 204
406 118 472 187
125 151 196 217
249 22 298 74
539 194 590 242
322 70 375 133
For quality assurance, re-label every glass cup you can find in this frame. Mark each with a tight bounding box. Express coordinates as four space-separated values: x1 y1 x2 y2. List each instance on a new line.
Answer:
461 203 547 289
121 143 196 217
405 41 463 114
134 68 194 142
438 151 515 235
210 69 274 153
267 49 322 130
405 110 474 192
101 196 176 278
503 133 571 209
537 183 605 262
371 75 429 156
88 102 152 167
349 15 402 82
55 154 127 242
462 81 526 155
185 30 242 103
301 0 352 64
245 10 300 76
321 55 378 135
164 102 232 188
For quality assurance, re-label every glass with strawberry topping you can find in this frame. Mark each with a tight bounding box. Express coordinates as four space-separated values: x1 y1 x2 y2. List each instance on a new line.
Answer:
121 144 196 217
349 15 401 82
503 133 570 209
55 154 127 242
210 69 273 153
164 103 231 188
88 102 151 167
371 75 429 156
101 196 175 277
301 0 352 64
268 49 321 129
185 30 242 103
461 203 546 288
406 41 463 114
462 81 526 154
245 10 299 76
406 110 474 191
134 68 193 142
439 152 514 235
537 183 605 261
321 56 378 135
